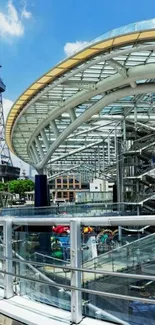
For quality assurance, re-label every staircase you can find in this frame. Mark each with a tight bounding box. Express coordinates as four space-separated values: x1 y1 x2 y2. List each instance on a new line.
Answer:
123 122 155 210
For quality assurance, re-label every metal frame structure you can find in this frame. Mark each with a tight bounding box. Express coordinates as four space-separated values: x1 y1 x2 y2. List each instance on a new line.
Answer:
0 72 12 166
5 19 155 209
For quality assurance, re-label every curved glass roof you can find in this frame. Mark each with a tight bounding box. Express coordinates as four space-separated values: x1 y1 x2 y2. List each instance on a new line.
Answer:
93 19 155 43
5 19 155 178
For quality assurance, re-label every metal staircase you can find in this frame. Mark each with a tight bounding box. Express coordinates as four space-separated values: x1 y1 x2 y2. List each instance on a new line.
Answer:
122 122 155 211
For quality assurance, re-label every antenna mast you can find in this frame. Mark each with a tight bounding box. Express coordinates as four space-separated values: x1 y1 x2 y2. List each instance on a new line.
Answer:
0 66 12 166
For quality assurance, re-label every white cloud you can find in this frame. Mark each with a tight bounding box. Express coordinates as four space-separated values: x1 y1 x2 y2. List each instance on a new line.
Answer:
21 7 32 19
21 0 32 19
64 41 88 56
0 0 32 38
3 98 13 121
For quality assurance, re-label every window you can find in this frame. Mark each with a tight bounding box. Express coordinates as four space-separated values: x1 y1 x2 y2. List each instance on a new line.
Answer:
57 192 62 198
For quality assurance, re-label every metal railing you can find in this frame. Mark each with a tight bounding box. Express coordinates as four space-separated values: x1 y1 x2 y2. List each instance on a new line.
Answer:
1 215 155 324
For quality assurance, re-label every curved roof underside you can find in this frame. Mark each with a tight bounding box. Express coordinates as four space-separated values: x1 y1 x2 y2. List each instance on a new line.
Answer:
6 19 155 176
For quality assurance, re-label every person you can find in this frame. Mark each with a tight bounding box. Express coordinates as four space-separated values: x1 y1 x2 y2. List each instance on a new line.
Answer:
51 237 63 259
57 202 60 214
52 225 70 234
101 233 108 244
106 235 112 251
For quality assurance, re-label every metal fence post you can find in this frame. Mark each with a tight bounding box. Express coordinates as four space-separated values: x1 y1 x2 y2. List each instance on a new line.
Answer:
19 231 26 295
4 219 13 298
70 219 82 324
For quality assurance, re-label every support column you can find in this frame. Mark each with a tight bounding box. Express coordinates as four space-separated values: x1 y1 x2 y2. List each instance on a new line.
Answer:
134 105 140 215
115 127 124 241
108 135 110 164
98 145 100 175
70 220 82 324
115 128 124 208
35 173 50 207
102 142 105 171
4 220 13 298
35 173 51 255
19 232 26 296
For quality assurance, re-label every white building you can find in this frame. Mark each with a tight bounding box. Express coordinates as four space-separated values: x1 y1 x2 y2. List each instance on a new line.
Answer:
89 178 109 192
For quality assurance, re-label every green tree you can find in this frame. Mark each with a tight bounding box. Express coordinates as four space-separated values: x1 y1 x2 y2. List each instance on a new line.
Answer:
7 179 34 198
0 182 8 192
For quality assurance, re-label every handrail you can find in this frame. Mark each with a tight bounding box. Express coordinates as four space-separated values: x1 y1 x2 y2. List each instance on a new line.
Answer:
1 214 155 226
0 238 129 325
2 255 155 281
33 251 70 264
0 247 129 325
1 268 155 307
1 217 155 325
0 270 130 325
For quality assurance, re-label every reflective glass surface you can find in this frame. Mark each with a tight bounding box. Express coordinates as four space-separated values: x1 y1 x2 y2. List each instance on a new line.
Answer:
1 219 153 325
13 228 71 311
93 19 155 44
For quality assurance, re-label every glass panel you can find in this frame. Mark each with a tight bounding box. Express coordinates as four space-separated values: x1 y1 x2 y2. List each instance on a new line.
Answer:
83 294 155 325
82 225 155 269
2 199 118 218
13 227 71 311
2 212 155 325
93 19 155 44
81 224 155 324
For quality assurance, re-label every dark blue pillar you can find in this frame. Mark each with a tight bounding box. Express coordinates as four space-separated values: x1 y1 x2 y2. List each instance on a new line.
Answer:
35 174 50 207
35 174 51 256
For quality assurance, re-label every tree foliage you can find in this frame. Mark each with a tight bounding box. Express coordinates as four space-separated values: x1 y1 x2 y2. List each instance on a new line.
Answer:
0 182 8 192
0 179 34 198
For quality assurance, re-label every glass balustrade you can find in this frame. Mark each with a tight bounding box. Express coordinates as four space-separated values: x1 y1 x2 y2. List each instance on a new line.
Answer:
0 215 155 324
1 203 144 219
80 224 155 324
12 229 71 310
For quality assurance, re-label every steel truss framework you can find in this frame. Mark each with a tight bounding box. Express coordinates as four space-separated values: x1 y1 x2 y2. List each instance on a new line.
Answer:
5 19 155 208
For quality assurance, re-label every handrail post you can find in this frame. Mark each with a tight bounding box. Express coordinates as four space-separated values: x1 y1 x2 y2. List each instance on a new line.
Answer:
70 219 82 324
4 219 13 298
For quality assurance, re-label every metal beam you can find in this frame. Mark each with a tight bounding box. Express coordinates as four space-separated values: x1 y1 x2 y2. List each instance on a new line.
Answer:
49 139 104 164
68 107 77 122
27 63 155 156
50 120 59 137
40 129 49 151
35 137 44 160
48 164 82 180
108 59 127 78
62 80 96 90
34 83 155 169
108 59 137 88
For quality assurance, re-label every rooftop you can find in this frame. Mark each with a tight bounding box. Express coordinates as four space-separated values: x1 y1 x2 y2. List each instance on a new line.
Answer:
5 19 155 175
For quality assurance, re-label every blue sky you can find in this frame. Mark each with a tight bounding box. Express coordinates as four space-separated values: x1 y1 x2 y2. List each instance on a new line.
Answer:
1 0 155 101
1 0 155 170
